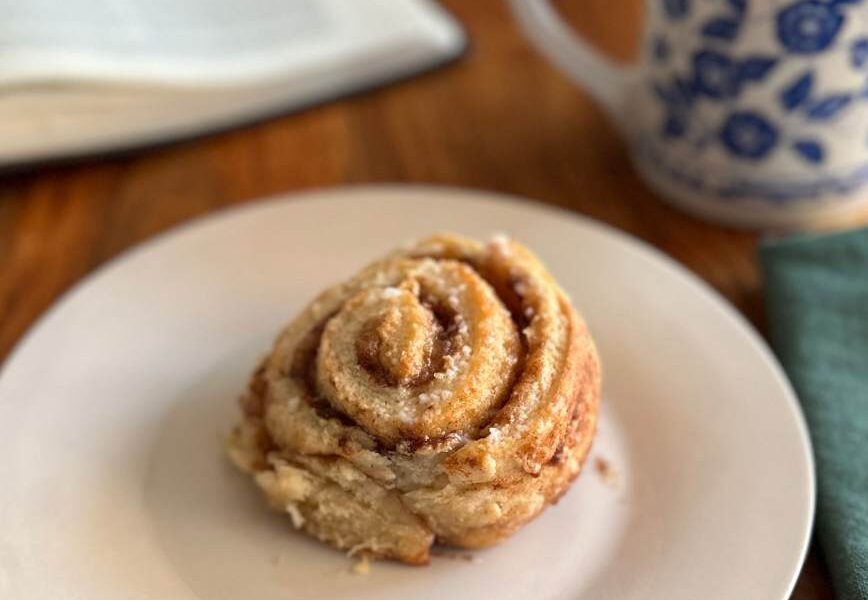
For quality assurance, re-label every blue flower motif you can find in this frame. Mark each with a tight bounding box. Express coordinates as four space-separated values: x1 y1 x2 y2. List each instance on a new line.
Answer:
702 18 741 41
728 0 747 13
673 75 695 105
662 115 687 138
779 70 815 110
793 140 824 163
691 50 738 99
663 0 689 20
851 37 868 67
776 1 844 54
736 56 778 84
719 111 779 159
652 76 695 109
653 36 670 62
807 94 851 119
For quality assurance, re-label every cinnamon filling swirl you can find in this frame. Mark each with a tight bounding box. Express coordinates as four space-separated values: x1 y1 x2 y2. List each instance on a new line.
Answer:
226 233 601 564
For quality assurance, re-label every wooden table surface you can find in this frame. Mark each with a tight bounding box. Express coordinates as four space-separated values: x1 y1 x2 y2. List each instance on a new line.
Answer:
0 1 843 597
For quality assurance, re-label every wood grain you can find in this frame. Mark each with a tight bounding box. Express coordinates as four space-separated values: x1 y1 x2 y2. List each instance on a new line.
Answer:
0 1 838 597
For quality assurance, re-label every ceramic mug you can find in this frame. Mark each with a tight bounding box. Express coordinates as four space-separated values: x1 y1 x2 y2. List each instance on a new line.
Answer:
510 0 868 228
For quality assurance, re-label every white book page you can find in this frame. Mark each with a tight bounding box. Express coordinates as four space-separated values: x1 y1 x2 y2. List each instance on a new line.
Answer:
0 0 462 85
0 0 465 165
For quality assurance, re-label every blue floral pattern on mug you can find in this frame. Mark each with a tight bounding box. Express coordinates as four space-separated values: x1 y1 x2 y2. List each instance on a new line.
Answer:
776 1 844 53
692 50 739 98
649 0 868 187
663 0 690 20
720 112 779 158
850 37 868 67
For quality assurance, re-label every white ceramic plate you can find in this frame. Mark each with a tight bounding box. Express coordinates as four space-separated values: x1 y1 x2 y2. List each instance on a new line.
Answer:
0 186 814 600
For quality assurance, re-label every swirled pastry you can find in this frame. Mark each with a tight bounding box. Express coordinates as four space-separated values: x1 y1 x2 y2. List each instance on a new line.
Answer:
226 234 601 564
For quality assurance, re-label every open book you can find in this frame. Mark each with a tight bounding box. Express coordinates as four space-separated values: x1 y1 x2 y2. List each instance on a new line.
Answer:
0 0 465 167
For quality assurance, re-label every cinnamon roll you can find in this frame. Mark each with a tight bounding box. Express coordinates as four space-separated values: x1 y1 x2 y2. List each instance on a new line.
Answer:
226 234 601 564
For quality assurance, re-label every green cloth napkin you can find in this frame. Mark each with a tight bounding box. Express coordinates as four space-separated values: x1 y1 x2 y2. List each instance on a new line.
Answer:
760 227 868 600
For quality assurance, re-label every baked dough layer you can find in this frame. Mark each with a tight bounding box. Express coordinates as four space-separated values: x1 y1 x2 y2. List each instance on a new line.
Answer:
226 234 601 564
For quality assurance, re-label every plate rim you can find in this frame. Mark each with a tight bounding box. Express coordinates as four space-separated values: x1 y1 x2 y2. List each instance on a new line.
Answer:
0 184 816 598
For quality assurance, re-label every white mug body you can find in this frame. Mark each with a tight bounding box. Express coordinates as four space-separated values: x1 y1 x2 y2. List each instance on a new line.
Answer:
511 0 868 228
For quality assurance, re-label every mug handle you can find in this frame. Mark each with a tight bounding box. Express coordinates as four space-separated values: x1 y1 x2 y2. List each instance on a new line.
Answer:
508 0 637 129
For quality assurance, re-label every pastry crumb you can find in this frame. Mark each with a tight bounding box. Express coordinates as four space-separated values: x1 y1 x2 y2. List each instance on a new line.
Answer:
285 502 305 529
431 549 481 563
594 457 619 487
491 232 510 244
351 555 371 575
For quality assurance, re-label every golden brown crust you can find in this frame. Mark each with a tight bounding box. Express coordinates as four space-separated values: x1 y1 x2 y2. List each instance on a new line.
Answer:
225 233 601 564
